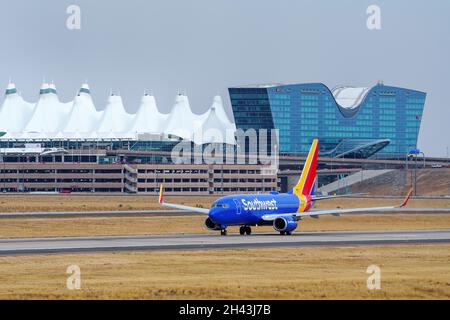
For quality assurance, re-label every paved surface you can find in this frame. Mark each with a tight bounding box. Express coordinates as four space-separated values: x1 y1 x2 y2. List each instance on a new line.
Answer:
0 207 449 218
0 229 449 255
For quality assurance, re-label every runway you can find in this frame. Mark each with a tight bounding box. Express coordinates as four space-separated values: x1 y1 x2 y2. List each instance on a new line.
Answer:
0 207 449 218
0 229 449 255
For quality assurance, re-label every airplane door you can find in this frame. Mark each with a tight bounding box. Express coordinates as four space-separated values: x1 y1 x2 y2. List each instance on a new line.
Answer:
233 199 241 214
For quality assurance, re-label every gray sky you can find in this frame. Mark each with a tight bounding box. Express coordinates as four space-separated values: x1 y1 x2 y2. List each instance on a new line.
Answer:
0 0 449 156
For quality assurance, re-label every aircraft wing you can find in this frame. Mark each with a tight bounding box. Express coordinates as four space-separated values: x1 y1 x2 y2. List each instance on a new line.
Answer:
311 193 366 201
262 189 413 221
158 184 210 214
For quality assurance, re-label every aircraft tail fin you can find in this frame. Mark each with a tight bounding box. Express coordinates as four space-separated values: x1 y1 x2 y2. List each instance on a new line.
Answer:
294 139 319 196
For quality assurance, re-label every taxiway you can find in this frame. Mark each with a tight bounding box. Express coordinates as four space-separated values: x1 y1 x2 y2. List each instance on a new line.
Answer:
0 229 449 255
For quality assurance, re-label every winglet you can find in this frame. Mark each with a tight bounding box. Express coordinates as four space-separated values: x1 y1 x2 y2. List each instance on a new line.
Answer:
158 184 164 204
399 188 413 207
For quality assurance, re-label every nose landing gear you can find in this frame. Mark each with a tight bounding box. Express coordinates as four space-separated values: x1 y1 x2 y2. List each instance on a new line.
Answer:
239 226 252 235
220 229 227 236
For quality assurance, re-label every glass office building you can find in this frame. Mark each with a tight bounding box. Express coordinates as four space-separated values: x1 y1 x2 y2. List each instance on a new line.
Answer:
229 83 426 158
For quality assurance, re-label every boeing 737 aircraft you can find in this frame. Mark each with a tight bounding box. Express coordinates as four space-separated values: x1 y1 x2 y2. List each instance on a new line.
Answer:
159 139 413 235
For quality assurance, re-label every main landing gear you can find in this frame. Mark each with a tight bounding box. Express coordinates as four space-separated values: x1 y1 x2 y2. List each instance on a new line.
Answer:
239 226 252 235
220 226 252 236
279 231 292 236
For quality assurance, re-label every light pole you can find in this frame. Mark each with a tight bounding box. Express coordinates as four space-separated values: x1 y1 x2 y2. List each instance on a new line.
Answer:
2 148 5 192
420 151 425 168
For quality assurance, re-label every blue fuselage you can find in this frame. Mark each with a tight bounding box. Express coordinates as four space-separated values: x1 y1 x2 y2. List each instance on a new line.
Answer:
208 193 302 228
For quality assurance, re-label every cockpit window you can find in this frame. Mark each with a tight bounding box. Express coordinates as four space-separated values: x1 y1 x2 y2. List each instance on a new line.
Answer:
212 203 229 208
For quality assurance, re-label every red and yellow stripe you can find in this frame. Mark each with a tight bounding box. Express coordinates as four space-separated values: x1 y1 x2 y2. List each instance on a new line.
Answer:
294 139 319 211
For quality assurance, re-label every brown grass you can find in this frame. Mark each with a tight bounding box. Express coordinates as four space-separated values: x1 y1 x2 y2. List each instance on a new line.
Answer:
0 213 449 239
0 244 449 299
348 168 450 197
0 195 215 213
0 195 448 214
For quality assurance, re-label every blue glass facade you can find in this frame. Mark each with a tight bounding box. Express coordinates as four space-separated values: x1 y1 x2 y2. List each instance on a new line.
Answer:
229 83 426 158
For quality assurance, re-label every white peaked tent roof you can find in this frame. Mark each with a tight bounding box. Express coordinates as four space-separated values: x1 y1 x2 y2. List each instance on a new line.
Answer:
130 94 168 134
0 82 35 135
96 94 134 139
0 82 238 143
209 95 236 131
63 84 103 138
193 104 235 145
23 83 72 136
211 95 235 124
164 94 208 141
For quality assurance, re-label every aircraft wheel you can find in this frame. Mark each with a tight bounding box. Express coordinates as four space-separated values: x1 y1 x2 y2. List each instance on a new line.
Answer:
280 231 286 235
239 226 246 235
286 231 292 236
245 226 252 235
220 229 228 236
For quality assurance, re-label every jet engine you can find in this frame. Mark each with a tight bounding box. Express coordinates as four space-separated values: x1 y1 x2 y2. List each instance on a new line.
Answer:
273 216 298 233
205 217 221 230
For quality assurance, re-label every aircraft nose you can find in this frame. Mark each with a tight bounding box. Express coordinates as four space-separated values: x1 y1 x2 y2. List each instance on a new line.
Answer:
208 208 221 223
209 208 217 219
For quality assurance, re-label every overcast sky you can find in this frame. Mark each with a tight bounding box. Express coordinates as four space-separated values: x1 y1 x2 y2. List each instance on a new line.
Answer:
0 0 448 156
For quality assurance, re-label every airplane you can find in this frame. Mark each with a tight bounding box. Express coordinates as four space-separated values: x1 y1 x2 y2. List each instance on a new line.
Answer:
158 139 413 236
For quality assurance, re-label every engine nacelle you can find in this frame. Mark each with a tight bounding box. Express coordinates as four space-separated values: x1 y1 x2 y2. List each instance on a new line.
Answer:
205 217 221 230
273 216 298 233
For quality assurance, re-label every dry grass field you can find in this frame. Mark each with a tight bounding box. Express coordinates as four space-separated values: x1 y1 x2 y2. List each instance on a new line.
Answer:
0 195 210 213
0 196 449 300
0 195 448 213
0 213 450 238
0 244 449 299
348 168 450 197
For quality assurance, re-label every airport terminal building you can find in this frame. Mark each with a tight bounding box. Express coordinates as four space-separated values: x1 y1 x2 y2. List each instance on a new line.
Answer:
0 81 427 194
229 82 426 158
0 82 276 194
